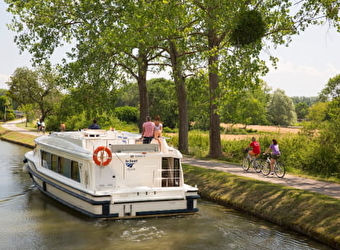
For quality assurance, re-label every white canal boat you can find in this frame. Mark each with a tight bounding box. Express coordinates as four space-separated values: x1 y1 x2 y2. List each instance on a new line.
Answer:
23 130 199 219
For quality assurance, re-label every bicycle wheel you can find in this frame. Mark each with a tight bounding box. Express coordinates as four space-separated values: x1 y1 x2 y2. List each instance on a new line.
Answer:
253 159 262 173
242 157 250 171
261 160 271 176
275 162 286 178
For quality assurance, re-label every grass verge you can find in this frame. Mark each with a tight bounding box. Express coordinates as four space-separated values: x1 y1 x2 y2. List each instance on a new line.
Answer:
183 165 340 249
1 131 36 148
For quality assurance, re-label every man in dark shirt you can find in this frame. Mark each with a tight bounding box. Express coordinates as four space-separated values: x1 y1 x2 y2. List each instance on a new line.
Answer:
88 119 100 129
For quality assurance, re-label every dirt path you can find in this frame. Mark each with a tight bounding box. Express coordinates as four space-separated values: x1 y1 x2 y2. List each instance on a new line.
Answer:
182 157 340 200
2 119 42 137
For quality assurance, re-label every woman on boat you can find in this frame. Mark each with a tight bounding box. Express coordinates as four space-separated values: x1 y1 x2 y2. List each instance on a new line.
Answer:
154 115 163 138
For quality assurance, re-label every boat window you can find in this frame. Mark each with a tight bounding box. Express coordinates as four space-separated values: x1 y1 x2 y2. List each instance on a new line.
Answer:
161 158 181 187
60 158 71 178
40 150 80 183
71 161 80 182
51 155 58 172
41 151 51 169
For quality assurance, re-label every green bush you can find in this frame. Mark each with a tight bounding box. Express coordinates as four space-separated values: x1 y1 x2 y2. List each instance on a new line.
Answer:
163 127 176 133
45 112 139 132
114 106 138 123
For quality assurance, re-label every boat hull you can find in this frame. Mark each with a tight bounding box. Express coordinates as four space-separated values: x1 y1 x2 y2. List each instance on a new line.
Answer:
26 161 199 219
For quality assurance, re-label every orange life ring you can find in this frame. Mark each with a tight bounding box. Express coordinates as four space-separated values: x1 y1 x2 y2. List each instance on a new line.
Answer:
93 146 112 166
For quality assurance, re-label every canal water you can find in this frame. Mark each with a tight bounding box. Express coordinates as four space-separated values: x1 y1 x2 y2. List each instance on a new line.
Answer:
0 140 332 250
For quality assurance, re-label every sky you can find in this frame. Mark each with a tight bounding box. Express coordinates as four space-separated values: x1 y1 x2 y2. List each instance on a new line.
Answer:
1 1 340 97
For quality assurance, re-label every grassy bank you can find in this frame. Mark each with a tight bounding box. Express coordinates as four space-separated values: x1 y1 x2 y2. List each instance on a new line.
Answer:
0 123 36 148
183 165 340 249
1 132 36 148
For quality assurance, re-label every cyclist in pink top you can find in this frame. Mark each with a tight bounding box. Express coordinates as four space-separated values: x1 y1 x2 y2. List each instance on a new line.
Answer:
264 139 281 174
141 116 155 144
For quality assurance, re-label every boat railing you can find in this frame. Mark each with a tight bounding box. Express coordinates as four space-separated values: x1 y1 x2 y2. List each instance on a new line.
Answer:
82 130 108 137
153 168 181 187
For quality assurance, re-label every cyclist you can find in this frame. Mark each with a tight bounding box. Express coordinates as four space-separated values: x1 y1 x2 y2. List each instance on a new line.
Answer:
264 139 281 174
245 137 261 159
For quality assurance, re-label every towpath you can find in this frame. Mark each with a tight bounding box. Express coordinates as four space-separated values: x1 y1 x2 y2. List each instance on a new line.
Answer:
182 157 340 199
2 119 42 137
2 119 340 200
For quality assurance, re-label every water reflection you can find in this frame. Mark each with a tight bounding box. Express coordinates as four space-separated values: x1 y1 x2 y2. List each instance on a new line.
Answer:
0 141 332 250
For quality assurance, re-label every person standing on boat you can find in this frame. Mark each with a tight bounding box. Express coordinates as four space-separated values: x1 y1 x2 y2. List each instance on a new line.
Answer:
141 116 155 144
60 122 66 132
88 119 100 129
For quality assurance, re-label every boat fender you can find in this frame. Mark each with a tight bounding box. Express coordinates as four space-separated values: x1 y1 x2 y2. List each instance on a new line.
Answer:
93 146 112 166
22 163 29 173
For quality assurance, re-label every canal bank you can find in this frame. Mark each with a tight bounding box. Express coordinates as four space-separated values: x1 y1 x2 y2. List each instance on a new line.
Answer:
1 121 339 249
183 166 340 249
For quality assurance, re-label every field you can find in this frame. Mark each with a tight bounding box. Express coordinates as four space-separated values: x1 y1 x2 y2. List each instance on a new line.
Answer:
220 124 301 140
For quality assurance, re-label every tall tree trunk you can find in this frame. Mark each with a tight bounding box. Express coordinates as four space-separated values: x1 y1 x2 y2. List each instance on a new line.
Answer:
169 41 189 153
207 28 222 158
208 53 222 158
137 52 150 132
176 76 189 154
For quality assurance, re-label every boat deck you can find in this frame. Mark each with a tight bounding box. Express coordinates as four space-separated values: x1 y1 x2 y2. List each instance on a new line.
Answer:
47 130 172 154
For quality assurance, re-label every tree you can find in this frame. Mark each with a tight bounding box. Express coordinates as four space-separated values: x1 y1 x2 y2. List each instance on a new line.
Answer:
0 95 13 121
115 83 139 108
115 78 179 129
319 74 340 101
307 102 328 122
291 96 318 106
114 106 138 124
295 102 309 120
147 78 178 129
7 66 62 121
267 89 297 126
0 89 8 96
220 79 270 126
6 0 340 158
18 104 34 126
188 0 298 157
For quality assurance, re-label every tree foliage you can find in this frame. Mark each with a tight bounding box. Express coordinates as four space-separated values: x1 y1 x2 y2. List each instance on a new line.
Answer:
0 95 14 121
319 74 340 101
291 96 318 106
5 0 340 158
295 102 309 120
220 79 270 126
116 78 179 129
147 78 178 129
307 102 328 122
267 89 297 125
7 66 62 121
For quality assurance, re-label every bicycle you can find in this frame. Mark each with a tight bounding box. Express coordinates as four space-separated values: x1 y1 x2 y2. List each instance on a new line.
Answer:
260 153 286 178
242 149 262 173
